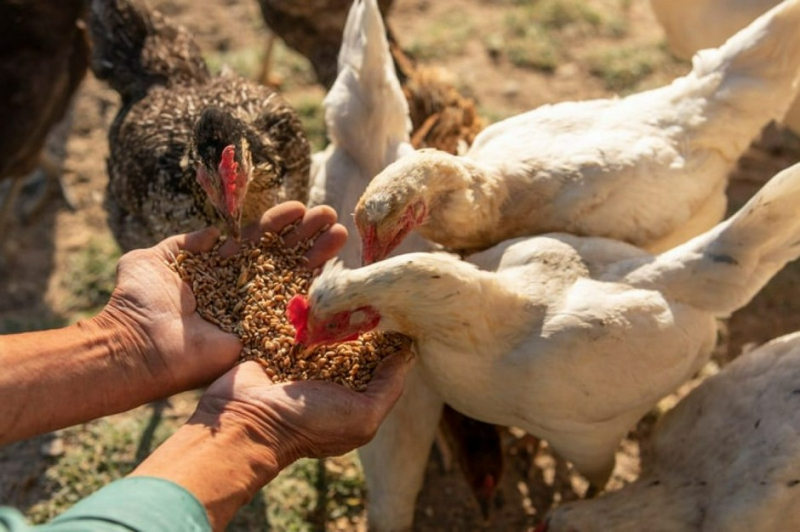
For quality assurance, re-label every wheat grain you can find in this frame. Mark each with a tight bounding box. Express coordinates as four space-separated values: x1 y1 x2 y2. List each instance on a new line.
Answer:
169 232 408 391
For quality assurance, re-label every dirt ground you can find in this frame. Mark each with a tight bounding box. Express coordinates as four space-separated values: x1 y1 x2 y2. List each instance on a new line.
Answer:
2 0 800 530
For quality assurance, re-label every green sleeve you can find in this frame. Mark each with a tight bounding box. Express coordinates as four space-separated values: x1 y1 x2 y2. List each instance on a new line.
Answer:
0 477 210 532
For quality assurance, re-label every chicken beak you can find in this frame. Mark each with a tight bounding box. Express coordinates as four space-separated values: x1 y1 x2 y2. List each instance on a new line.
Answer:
228 218 242 242
362 246 379 266
361 236 389 265
360 221 388 265
290 341 316 360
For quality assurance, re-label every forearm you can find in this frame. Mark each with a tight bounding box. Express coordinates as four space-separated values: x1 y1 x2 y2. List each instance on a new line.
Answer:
0 312 166 444
130 410 282 531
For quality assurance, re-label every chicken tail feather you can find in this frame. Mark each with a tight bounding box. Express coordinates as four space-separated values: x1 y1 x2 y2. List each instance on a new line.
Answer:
678 0 800 159
324 0 411 178
631 162 800 316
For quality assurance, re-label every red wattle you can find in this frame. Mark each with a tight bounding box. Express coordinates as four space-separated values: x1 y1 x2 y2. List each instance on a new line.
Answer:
219 145 239 214
287 294 310 342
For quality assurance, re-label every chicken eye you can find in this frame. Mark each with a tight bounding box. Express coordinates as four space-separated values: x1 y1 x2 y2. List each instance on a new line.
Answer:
326 321 338 330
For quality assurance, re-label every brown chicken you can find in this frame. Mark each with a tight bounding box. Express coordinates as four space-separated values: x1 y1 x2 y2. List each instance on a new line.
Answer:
257 0 394 89
89 0 310 251
399 60 484 155
0 0 89 244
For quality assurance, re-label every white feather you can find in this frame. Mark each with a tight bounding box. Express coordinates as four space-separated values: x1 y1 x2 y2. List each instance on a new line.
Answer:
357 0 800 257
308 160 800 486
307 2 438 530
546 330 800 532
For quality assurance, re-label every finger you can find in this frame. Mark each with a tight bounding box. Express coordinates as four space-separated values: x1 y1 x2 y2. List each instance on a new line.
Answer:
157 227 221 257
305 223 348 269
281 205 339 248
232 360 276 387
218 202 308 257
248 201 308 241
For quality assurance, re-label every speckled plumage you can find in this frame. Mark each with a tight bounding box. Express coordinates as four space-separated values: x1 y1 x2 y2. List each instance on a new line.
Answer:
90 0 310 251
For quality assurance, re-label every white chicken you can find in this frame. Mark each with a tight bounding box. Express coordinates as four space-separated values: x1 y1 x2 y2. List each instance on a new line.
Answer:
354 0 800 265
542 330 800 532
306 2 441 529
650 0 800 133
307 0 431 263
288 160 800 491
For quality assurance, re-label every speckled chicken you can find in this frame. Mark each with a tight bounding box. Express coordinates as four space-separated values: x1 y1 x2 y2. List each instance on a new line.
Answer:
89 0 310 250
356 0 800 264
543 330 800 532
0 0 89 243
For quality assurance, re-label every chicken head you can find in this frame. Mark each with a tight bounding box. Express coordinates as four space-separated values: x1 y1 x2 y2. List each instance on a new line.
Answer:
355 148 487 264
193 107 254 240
356 194 426 265
287 293 381 348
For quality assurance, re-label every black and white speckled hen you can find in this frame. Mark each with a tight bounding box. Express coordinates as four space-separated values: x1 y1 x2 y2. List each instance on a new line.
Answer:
89 0 310 250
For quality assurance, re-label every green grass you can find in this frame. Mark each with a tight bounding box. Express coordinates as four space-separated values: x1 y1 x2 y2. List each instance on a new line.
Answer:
324 453 367 526
529 0 605 31
0 316 68 334
406 8 476 61
204 40 317 92
263 458 325 531
205 46 266 80
60 236 121 313
292 95 327 152
585 43 669 93
492 0 630 73
501 21 561 72
258 453 366 531
26 407 179 524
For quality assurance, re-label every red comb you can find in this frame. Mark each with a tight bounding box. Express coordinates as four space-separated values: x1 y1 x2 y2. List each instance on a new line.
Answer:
218 145 239 215
287 295 310 343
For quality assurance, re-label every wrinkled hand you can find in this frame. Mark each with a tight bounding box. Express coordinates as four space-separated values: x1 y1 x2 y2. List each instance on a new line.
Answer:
97 202 348 393
194 352 413 467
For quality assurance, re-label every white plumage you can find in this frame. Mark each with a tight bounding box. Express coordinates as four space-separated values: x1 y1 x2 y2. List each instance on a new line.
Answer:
650 0 800 133
306 2 439 529
354 0 800 264
544 330 800 532
307 0 430 265
298 161 800 488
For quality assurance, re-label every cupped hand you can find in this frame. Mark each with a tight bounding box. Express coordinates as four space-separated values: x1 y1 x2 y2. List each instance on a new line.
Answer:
193 352 413 467
97 202 348 394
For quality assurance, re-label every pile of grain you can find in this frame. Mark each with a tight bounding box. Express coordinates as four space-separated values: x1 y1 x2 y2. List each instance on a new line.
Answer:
168 230 409 391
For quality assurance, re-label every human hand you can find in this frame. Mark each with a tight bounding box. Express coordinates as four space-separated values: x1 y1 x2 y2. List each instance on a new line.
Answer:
193 352 413 467
128 351 411 531
95 202 348 394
